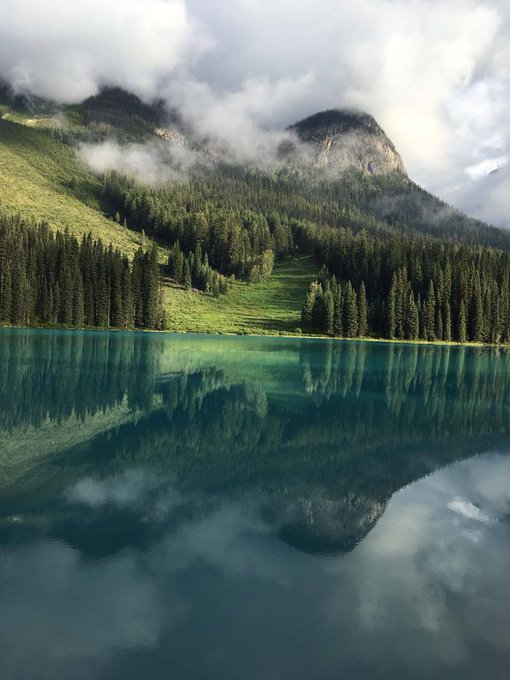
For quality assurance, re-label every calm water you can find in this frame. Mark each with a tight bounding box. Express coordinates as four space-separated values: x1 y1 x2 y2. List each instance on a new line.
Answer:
1 329 510 679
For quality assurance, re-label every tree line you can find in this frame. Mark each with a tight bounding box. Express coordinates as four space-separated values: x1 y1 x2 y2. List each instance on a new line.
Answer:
167 240 232 296
299 226 510 343
0 212 166 330
102 169 510 345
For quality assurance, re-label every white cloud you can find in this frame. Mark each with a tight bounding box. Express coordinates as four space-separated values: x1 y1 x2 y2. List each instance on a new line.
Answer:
0 0 203 102
2 451 510 678
78 140 210 183
66 469 181 511
0 0 509 225
448 499 491 523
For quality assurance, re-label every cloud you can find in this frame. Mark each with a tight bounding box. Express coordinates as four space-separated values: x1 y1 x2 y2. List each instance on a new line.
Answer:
2 452 510 679
0 541 169 678
0 0 509 224
66 470 190 524
451 163 510 228
78 139 210 183
67 469 167 507
448 499 491 523
0 0 204 102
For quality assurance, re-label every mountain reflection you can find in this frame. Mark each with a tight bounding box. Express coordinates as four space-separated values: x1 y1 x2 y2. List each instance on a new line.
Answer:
1 330 510 680
1 452 510 680
1 329 510 556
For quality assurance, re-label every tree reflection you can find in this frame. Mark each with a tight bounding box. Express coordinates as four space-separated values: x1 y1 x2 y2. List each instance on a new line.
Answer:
1 331 510 554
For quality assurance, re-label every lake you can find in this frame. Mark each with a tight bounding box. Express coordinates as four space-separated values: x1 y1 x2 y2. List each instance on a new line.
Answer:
1 328 510 679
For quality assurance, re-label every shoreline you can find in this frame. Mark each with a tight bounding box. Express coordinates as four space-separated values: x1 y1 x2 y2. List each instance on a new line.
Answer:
0 322 506 349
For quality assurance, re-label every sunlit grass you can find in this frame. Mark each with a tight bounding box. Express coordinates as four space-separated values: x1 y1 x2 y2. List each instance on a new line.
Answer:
0 118 144 255
164 256 318 335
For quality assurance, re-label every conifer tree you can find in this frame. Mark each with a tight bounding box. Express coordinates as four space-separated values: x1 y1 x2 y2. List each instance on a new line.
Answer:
424 280 436 341
344 282 359 338
358 281 368 337
333 285 343 336
387 273 397 339
444 302 452 342
324 289 334 335
73 273 85 328
458 300 467 343
183 259 192 291
302 282 319 326
470 281 485 343
405 292 419 340
0 259 12 322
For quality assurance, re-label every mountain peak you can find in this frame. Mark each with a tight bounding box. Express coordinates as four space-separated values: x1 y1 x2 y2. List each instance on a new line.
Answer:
290 108 381 134
289 108 407 176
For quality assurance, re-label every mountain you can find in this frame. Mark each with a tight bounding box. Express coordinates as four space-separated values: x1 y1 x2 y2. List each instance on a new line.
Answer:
67 91 508 246
288 109 407 176
2 85 510 341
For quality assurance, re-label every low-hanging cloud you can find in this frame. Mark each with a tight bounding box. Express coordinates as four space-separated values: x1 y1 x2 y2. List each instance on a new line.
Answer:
78 139 210 183
0 0 509 226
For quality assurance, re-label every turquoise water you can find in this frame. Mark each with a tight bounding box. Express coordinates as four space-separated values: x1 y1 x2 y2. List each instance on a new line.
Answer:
1 328 510 679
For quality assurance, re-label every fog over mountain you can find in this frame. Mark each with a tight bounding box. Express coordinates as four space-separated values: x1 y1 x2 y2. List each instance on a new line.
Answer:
0 0 508 226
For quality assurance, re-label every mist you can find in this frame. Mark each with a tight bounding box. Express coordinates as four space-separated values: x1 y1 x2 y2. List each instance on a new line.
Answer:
0 0 509 225
78 140 210 184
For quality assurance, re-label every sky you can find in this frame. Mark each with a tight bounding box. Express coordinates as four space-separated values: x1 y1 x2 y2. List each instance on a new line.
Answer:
0 0 509 226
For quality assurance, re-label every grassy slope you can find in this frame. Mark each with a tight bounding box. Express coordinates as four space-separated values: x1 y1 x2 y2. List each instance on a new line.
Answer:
0 117 143 255
164 256 317 335
0 115 314 335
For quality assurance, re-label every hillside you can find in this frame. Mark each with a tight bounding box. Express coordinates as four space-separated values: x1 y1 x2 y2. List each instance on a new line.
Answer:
164 256 317 335
0 117 143 254
1 86 510 342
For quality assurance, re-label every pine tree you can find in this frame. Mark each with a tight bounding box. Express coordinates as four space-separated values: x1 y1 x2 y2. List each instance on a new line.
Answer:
183 259 192 291
444 302 452 342
458 300 467 343
424 280 436 341
211 274 220 298
302 282 319 326
333 285 343 336
470 281 484 342
358 281 368 337
59 265 73 326
324 289 334 335
0 259 12 322
344 282 359 338
73 273 85 328
143 245 160 328
387 273 397 339
121 263 134 327
404 292 419 340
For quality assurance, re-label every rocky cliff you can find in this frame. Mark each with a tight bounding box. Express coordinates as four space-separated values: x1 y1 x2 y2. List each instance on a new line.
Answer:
288 109 407 176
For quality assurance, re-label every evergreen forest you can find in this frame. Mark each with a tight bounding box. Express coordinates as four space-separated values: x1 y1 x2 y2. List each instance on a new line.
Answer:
0 212 165 330
101 168 510 344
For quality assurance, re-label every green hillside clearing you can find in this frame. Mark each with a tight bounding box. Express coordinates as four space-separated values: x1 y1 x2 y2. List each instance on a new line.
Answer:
164 256 317 335
0 118 143 255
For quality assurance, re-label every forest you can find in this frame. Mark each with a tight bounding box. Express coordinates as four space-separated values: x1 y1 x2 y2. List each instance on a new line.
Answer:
2 154 510 342
102 168 510 344
0 212 165 330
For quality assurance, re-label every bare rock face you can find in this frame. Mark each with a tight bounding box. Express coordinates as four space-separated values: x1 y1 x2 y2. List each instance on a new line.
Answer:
271 490 388 555
154 127 187 146
288 109 407 177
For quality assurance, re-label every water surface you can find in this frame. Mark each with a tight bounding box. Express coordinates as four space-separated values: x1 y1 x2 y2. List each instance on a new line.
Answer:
1 329 510 679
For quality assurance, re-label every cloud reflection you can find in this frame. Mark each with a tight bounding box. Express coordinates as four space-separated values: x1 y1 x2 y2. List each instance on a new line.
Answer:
1 451 510 680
